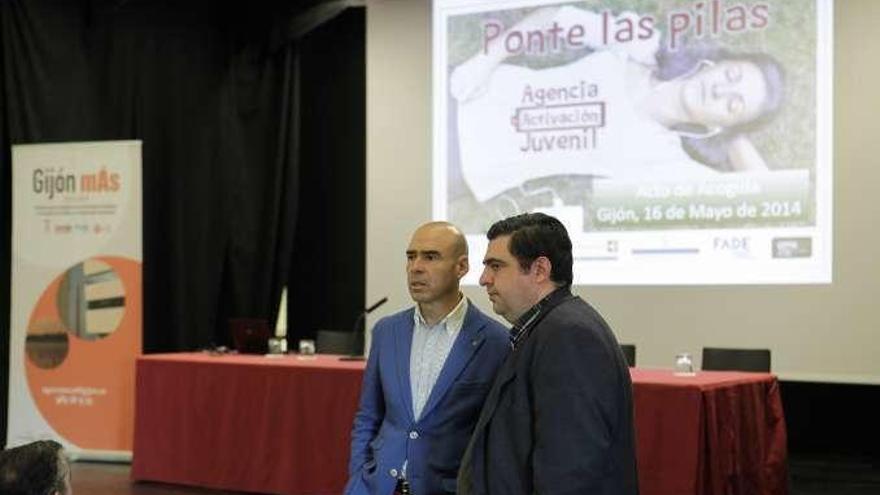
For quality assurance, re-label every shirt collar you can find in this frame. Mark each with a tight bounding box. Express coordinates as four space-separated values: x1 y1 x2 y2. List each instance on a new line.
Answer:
413 294 468 336
509 286 571 349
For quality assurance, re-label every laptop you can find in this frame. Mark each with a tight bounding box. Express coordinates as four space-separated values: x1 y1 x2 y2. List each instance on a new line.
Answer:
230 318 271 355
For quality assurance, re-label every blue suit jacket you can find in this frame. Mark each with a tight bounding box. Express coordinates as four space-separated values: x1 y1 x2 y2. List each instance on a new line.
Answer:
344 301 510 495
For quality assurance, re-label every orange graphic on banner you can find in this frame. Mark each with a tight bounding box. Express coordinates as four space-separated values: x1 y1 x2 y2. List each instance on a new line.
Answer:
24 256 141 450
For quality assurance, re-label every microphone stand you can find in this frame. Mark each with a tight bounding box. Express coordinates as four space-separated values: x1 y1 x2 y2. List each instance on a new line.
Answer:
340 297 388 361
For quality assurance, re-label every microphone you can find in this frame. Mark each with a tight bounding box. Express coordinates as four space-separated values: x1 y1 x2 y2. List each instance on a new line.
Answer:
364 297 388 314
340 297 388 361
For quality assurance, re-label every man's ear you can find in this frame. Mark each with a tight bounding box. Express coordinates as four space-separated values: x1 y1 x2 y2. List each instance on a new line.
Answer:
456 254 469 279
531 256 552 283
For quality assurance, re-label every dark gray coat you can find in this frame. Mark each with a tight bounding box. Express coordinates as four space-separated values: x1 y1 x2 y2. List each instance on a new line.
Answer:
459 292 639 495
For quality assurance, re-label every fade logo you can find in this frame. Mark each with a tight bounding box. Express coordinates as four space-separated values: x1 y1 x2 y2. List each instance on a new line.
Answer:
713 236 751 257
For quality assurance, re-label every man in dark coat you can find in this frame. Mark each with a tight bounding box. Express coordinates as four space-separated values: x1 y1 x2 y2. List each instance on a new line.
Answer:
457 213 639 495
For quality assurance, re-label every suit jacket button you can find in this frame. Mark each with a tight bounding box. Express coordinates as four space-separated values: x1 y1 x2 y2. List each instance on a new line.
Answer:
409 431 419 439
389 468 398 478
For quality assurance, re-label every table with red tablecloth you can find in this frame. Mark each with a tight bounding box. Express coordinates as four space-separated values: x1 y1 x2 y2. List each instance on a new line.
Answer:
131 353 787 495
131 353 364 495
631 368 788 495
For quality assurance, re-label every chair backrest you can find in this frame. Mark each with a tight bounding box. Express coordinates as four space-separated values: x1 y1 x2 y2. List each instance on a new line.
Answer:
619 344 636 367
701 347 771 372
316 329 354 355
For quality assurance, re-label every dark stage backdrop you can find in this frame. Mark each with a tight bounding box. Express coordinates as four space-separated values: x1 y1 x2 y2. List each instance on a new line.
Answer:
0 0 365 445
289 6 366 350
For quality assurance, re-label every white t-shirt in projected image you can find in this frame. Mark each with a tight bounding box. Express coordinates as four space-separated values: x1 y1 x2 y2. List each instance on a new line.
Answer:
455 45 718 203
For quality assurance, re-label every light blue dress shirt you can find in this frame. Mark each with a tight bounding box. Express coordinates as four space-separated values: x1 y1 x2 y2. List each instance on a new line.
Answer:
409 296 468 421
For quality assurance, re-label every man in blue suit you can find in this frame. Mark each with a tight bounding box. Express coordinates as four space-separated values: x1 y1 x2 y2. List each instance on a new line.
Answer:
345 222 510 495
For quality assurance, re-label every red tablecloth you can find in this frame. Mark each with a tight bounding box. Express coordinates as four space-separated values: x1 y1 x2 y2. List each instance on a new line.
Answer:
131 354 788 495
131 353 364 495
631 369 788 495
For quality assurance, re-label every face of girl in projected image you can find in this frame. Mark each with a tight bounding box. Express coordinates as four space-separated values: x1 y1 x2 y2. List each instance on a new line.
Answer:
679 60 769 129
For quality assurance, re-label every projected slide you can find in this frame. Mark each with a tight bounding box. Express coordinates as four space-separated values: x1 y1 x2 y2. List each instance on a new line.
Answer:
433 0 832 285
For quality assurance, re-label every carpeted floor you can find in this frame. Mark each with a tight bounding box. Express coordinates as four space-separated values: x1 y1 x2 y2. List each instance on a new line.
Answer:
789 453 880 495
71 454 880 495
71 462 238 494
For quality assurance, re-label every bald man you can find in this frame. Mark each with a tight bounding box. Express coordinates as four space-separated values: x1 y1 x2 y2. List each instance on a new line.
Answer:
345 222 510 495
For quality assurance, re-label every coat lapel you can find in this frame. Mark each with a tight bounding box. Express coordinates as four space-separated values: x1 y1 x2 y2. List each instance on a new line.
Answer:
417 303 486 421
394 310 416 422
472 350 516 434
472 293 569 434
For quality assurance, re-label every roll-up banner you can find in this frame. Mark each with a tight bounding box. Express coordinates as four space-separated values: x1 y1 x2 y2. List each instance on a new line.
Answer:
7 140 142 459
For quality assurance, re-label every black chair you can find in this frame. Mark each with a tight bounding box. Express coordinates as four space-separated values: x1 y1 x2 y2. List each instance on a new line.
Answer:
316 329 354 355
701 347 771 372
619 344 636 367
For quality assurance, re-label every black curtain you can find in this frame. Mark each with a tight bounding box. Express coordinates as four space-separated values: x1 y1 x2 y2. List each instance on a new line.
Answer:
0 0 365 445
287 7 365 350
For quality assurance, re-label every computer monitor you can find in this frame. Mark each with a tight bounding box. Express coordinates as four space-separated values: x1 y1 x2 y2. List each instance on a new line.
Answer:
230 318 271 355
